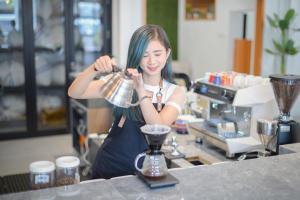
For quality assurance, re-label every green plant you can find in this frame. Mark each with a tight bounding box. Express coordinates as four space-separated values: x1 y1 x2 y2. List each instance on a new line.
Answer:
265 9 300 74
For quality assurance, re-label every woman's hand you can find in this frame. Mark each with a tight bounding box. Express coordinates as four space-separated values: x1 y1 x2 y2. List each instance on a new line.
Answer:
126 68 146 98
92 55 116 74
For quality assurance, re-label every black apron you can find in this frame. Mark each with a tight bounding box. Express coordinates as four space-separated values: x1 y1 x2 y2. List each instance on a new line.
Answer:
92 116 148 179
92 104 163 179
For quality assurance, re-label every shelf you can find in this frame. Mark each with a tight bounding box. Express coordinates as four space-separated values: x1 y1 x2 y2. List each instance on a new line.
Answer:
38 124 67 132
37 85 65 90
0 47 24 53
0 119 26 134
34 46 62 53
0 46 61 53
1 86 25 94
1 85 65 94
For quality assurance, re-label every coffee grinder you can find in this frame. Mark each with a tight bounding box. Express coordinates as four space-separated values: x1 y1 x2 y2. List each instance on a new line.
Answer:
135 124 179 188
269 74 300 154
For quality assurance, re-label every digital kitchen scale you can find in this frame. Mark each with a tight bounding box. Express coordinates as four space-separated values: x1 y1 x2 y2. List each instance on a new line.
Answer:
136 172 179 189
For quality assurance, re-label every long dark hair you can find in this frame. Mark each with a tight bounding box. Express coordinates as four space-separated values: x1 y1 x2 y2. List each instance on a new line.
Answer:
114 24 173 122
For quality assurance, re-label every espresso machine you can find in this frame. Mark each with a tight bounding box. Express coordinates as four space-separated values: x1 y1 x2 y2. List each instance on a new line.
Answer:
269 74 300 154
135 124 179 188
188 74 279 158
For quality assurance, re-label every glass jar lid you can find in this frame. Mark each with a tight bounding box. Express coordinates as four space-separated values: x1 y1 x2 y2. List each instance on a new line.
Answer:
56 156 80 168
30 161 55 173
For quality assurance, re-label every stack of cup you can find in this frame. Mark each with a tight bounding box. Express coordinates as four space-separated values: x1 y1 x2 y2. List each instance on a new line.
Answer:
205 71 235 86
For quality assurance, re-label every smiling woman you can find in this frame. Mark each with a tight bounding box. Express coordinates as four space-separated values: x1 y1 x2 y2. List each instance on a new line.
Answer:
68 24 186 179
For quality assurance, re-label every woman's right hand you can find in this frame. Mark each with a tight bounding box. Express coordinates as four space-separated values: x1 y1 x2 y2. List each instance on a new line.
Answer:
68 55 116 99
92 55 116 74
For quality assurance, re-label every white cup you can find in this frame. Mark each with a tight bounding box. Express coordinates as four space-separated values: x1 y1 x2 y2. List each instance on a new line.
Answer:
245 75 255 87
233 75 245 88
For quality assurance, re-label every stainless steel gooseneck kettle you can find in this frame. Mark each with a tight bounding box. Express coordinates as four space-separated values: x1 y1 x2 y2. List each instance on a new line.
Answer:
99 65 142 108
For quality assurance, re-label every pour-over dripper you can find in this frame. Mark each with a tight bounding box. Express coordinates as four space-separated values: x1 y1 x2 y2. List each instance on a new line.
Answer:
135 124 171 178
269 74 300 120
140 124 171 154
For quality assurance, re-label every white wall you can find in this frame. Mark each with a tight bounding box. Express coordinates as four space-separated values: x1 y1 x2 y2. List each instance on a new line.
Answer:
112 0 299 118
112 0 256 78
178 0 256 79
112 0 144 67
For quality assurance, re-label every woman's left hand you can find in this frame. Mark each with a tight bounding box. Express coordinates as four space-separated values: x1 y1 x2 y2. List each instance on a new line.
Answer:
126 68 145 97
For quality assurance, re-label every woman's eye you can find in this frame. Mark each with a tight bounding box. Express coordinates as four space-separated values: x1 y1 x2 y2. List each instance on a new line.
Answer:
143 54 149 57
155 53 162 57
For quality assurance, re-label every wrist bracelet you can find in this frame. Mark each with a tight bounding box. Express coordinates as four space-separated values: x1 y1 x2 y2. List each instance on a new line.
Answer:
92 64 98 72
139 95 151 102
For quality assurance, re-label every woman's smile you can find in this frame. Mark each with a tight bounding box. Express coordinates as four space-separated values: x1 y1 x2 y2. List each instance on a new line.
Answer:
147 65 159 72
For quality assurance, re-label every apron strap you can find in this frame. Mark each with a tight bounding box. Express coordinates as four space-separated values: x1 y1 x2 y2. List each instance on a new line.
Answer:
118 115 126 128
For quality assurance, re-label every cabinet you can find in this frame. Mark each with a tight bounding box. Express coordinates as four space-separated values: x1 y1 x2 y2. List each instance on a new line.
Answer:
0 0 111 139
70 99 112 153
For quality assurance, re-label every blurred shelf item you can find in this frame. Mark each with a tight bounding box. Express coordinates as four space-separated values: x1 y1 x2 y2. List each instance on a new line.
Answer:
40 107 66 127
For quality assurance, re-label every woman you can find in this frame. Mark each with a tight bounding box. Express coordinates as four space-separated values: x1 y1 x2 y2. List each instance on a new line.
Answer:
68 24 186 179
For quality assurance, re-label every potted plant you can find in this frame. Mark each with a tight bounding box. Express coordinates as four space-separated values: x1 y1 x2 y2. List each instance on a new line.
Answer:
265 8 300 74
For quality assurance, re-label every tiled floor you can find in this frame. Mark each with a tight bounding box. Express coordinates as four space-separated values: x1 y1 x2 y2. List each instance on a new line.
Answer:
0 134 75 176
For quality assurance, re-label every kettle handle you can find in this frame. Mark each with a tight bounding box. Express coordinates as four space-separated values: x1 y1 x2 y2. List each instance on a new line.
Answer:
128 100 140 107
134 152 146 172
128 96 151 107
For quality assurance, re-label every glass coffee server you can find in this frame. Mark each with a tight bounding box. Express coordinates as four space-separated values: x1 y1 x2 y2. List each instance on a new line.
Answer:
0 0 111 139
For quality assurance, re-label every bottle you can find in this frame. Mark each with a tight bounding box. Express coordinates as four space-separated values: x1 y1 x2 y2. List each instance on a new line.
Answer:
30 161 55 189
55 156 80 186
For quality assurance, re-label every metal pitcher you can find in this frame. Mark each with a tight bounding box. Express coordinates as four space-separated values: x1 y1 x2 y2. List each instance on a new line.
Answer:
257 119 277 155
99 67 140 108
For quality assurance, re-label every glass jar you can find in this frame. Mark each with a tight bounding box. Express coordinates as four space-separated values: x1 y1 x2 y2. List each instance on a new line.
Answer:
29 161 55 189
55 156 80 186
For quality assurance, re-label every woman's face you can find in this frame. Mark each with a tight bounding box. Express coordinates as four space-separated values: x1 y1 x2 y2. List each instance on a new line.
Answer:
140 40 170 77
